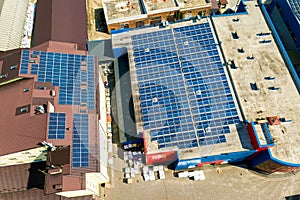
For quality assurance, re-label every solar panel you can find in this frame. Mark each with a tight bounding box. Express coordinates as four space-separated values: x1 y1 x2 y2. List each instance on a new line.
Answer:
48 113 66 139
20 50 30 74
72 114 89 167
20 50 96 110
131 23 240 149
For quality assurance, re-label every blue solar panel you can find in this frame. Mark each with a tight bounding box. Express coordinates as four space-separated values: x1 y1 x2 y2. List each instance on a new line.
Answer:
20 50 30 74
72 114 89 167
48 113 66 139
131 23 240 149
20 50 95 110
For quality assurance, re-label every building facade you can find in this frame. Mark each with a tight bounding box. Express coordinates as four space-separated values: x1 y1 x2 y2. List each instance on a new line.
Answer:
0 41 109 195
103 0 211 32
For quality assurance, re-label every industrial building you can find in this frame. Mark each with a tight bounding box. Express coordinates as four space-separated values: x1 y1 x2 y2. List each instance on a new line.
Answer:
112 1 300 173
0 0 29 51
102 0 211 32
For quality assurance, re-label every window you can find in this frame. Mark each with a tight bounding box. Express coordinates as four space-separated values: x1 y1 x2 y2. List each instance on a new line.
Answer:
198 11 205 16
10 65 17 70
166 15 175 22
23 88 30 92
151 16 161 21
0 74 7 79
150 16 162 25
121 23 129 29
38 86 46 90
29 60 36 63
135 21 144 28
20 107 28 113
16 105 30 115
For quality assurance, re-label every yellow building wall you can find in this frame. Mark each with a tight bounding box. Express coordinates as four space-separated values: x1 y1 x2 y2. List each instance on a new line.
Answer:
106 6 211 33
180 7 211 19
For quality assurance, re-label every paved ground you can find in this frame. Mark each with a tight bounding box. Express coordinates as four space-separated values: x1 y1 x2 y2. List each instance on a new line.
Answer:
102 153 300 200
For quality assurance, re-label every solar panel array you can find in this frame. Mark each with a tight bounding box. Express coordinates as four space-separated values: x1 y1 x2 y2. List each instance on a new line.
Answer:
20 50 95 110
72 114 89 167
19 50 95 168
131 23 240 150
288 0 300 21
20 50 30 74
48 113 66 139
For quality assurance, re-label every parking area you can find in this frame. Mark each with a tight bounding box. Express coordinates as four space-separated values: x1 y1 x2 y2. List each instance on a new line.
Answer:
103 151 300 200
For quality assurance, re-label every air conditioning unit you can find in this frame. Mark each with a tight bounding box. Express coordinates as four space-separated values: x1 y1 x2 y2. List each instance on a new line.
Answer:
53 184 63 190
35 105 45 113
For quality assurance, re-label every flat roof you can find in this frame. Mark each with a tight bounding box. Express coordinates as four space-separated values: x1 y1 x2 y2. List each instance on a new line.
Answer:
213 1 300 164
176 0 211 11
56 190 93 198
142 0 178 13
112 19 253 157
103 0 146 23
